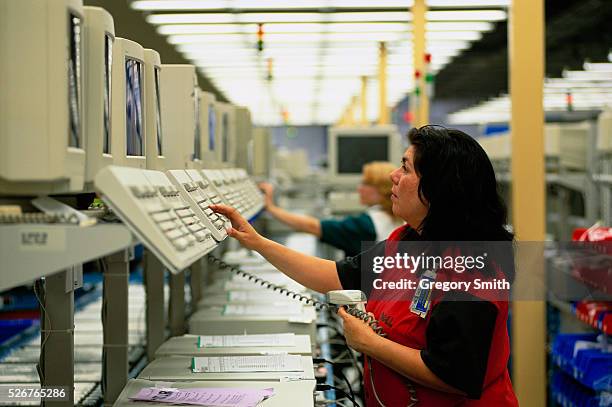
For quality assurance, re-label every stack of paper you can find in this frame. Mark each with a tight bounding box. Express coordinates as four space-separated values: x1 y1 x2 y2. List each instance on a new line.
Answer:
192 355 303 373
197 334 296 348
129 386 274 406
222 304 303 317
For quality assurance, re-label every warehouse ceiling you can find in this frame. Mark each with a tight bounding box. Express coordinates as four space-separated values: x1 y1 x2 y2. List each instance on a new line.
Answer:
85 0 612 126
435 0 612 100
128 0 511 125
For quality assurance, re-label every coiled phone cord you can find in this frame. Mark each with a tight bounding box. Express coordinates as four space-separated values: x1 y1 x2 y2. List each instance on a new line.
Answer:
207 254 418 406
207 254 387 335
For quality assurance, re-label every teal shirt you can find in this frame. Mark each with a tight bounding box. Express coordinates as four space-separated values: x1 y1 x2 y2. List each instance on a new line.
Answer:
320 213 376 256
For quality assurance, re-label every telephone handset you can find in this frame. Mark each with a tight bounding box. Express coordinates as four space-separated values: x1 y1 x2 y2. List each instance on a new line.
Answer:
326 290 366 311
326 290 387 337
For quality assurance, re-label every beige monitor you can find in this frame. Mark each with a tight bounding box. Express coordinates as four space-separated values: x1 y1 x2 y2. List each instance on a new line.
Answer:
234 106 253 173
0 0 86 195
84 6 115 185
252 127 272 178
199 91 220 168
111 38 147 168
327 125 402 186
160 64 201 169
144 49 166 170
215 102 237 167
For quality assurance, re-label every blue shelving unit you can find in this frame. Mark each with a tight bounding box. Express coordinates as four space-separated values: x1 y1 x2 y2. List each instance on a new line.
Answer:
550 333 612 406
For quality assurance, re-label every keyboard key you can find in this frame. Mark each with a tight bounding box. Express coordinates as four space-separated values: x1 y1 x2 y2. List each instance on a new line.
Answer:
143 200 168 214
182 216 198 226
165 228 183 240
175 208 193 217
194 230 209 241
157 220 177 232
173 238 188 251
151 211 174 223
188 223 203 232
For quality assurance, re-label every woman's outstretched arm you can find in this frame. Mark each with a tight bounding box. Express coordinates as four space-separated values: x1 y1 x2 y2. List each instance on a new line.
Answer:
210 204 341 293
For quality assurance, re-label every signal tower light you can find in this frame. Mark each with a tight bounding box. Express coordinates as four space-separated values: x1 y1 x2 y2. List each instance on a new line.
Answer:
257 23 264 52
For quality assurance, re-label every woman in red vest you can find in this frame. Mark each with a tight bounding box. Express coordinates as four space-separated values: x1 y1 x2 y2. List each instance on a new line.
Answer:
211 125 519 406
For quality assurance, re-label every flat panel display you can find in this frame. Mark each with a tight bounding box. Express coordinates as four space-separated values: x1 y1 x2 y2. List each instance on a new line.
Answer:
337 136 389 174
68 13 83 149
208 104 216 151
154 67 163 156
125 58 144 156
103 34 113 154
193 90 201 160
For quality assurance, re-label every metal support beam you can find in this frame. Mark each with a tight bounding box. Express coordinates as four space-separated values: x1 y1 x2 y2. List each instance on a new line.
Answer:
361 76 368 125
348 96 358 126
39 268 77 406
168 270 186 336
585 122 601 224
378 42 389 125
509 0 546 405
102 250 129 406
144 249 166 360
412 0 429 127
602 157 612 225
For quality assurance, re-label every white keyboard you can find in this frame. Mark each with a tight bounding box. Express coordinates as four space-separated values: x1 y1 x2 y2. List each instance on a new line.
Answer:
201 169 264 220
95 166 217 273
166 169 230 242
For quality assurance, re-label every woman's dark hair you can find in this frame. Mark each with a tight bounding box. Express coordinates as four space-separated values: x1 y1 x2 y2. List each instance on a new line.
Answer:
408 125 514 243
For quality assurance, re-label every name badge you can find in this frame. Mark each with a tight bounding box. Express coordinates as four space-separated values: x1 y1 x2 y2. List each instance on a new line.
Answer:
410 270 436 318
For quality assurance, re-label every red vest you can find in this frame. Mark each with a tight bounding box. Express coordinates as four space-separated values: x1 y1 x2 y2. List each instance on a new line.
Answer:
363 225 519 406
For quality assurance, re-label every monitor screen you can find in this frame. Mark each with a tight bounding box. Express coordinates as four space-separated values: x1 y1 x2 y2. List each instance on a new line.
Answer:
125 58 144 156
103 34 113 154
154 67 163 156
68 13 82 149
208 104 216 151
337 136 389 174
193 89 201 160
222 112 229 162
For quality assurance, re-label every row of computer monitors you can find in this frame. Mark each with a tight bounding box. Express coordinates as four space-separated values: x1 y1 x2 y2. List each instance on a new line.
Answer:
0 1 250 196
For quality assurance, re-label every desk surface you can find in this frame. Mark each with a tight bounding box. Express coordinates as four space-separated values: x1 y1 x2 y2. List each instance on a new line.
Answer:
113 378 315 407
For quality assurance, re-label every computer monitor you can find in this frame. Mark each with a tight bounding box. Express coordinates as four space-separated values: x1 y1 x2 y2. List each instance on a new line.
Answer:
160 64 201 169
235 106 253 173
215 102 237 167
84 6 114 185
199 91 221 169
111 38 146 168
144 49 166 170
597 108 612 154
252 127 272 178
0 0 86 195
327 125 402 185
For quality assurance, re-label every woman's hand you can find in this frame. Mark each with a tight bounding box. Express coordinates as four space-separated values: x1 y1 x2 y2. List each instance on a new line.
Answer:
209 204 265 250
337 307 382 354
258 182 275 209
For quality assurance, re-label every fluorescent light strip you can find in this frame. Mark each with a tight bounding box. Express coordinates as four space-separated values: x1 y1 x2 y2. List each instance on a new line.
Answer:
563 70 612 81
177 39 471 51
132 0 510 11
583 62 612 73
147 10 506 25
178 42 470 55
157 21 493 35
168 32 481 44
